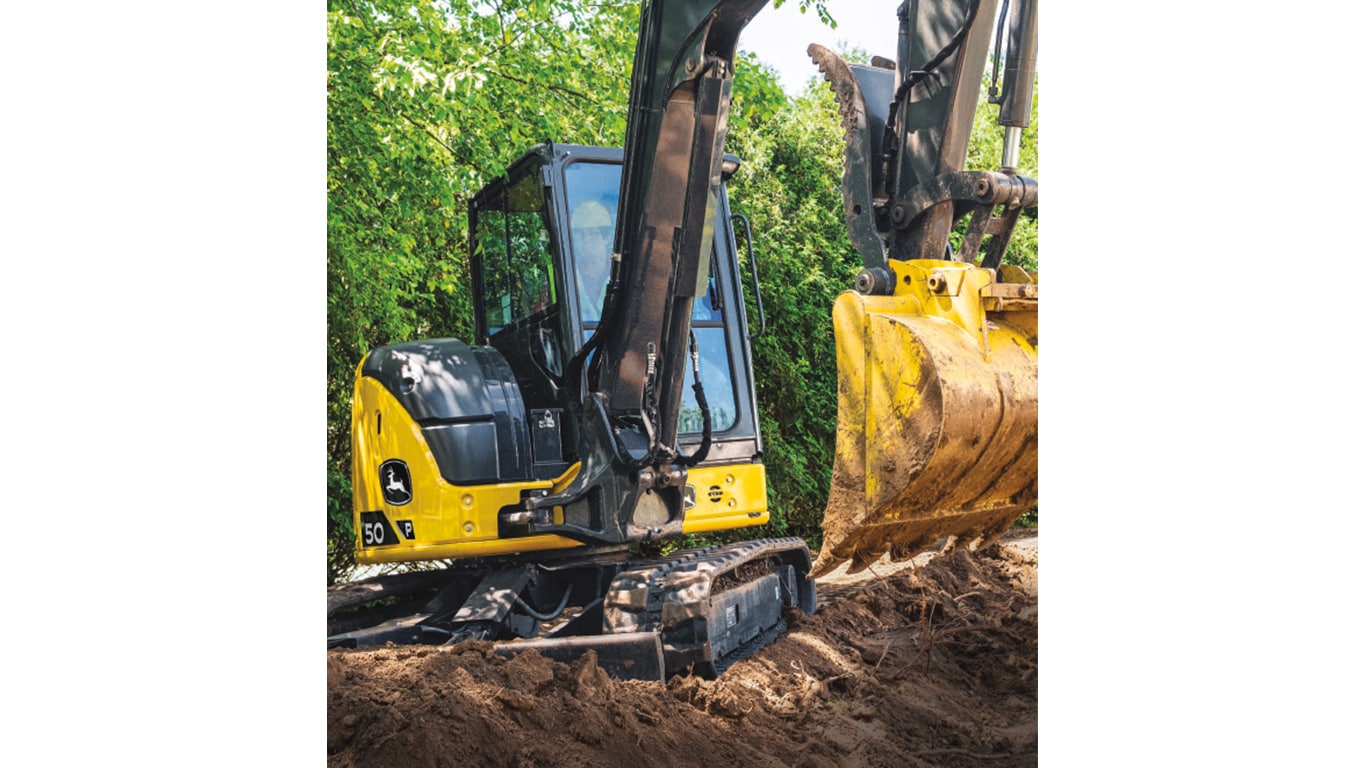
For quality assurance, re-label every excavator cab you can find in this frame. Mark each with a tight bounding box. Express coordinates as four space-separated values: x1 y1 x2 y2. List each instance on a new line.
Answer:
470 144 758 444
338 140 818 678
350 143 771 566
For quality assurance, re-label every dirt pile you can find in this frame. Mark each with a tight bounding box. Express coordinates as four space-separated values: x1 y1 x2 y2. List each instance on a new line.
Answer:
327 533 1037 767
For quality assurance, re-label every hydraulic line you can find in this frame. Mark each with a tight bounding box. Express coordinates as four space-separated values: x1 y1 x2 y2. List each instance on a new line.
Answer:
678 330 713 467
514 584 575 622
881 0 982 171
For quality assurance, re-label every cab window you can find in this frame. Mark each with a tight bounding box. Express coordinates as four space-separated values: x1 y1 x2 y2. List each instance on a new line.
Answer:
477 170 555 335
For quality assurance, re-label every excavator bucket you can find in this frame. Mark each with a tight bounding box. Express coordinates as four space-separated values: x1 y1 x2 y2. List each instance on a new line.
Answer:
811 260 1037 576
805 1 1039 576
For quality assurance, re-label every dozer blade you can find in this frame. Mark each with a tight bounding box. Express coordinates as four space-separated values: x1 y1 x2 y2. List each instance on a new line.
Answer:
811 261 1038 577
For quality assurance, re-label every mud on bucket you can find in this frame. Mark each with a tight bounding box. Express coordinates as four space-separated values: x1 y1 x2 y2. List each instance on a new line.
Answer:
811 262 1038 576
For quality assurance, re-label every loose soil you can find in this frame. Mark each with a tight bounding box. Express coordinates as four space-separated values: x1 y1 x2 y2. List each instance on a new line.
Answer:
327 530 1038 767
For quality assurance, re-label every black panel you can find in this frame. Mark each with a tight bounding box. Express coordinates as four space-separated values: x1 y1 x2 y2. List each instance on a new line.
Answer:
362 339 494 422
363 338 533 485
359 511 399 548
422 422 502 484
474 344 532 481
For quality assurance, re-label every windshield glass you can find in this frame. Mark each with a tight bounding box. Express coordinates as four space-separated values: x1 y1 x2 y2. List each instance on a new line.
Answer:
563 161 736 434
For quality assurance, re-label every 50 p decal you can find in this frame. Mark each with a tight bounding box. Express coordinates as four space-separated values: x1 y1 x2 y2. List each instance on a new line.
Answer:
359 513 415 546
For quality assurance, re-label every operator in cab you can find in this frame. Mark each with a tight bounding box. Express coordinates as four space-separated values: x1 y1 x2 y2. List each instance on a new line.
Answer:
571 198 614 323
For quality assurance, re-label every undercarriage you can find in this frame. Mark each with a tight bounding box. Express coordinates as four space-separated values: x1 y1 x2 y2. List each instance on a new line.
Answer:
327 537 816 681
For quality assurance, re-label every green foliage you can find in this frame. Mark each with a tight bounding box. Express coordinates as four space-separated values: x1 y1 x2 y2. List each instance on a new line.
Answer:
723 81 858 550
327 464 354 583
730 52 787 134
327 0 638 579
773 0 835 27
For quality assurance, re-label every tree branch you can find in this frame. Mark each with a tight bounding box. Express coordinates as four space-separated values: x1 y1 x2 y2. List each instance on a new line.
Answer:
391 109 479 176
485 67 596 103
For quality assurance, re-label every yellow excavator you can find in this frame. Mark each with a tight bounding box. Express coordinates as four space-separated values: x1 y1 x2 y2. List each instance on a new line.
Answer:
327 0 1037 682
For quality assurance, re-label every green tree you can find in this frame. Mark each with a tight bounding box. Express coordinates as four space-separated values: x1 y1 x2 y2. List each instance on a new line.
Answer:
723 81 856 546
327 0 639 581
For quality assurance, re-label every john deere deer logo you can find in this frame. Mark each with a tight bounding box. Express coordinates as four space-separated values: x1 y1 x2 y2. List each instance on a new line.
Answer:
378 460 413 506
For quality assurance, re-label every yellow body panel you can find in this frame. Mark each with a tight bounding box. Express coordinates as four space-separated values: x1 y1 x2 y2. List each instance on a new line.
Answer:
679 463 769 534
351 374 583 565
352 368 768 564
813 260 1038 575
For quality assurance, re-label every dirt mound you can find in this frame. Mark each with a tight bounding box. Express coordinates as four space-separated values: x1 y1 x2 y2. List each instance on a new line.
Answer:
327 535 1037 767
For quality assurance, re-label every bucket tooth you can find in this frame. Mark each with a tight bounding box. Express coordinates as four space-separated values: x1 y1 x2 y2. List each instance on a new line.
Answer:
808 43 895 273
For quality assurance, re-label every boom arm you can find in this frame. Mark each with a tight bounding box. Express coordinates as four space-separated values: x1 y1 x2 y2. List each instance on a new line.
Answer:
809 0 1038 290
526 0 770 542
570 1 766 467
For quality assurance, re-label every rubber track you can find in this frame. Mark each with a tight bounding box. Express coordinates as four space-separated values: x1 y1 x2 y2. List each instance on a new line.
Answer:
606 537 812 669
714 618 786 676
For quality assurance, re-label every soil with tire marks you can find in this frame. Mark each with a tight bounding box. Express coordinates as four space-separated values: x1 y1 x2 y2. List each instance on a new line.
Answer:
327 531 1038 768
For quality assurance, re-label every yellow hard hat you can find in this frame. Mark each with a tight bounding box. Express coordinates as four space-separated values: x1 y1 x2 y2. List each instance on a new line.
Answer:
572 199 612 229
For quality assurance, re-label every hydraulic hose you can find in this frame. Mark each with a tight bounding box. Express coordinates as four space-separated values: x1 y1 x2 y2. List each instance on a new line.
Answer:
514 584 574 622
